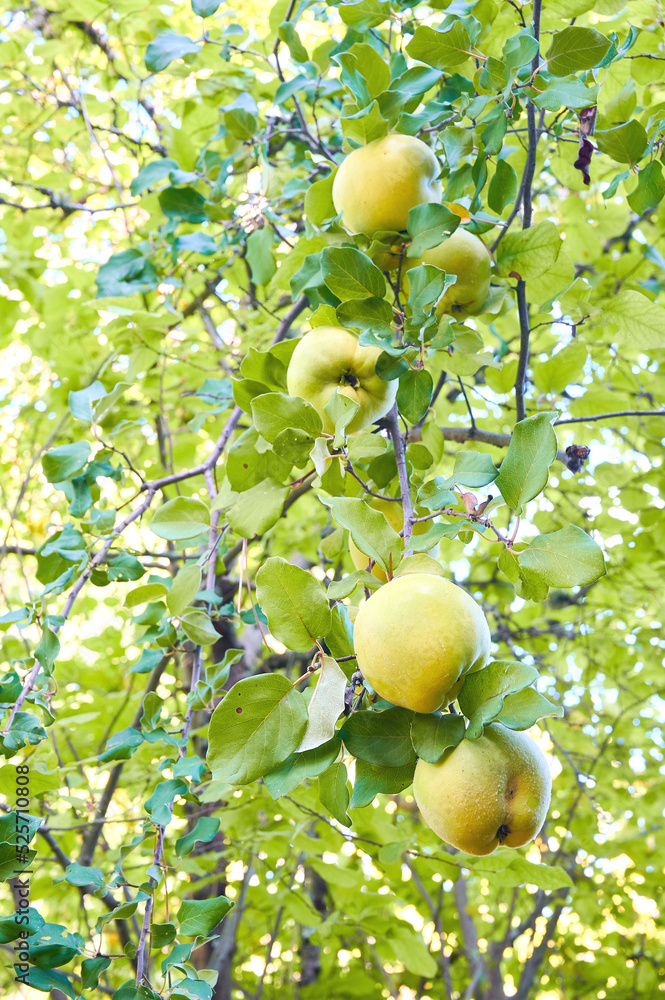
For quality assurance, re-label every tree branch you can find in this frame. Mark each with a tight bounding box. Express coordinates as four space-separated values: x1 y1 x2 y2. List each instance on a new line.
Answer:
555 409 665 425
453 876 485 1000
36 824 135 961
514 902 565 1000
513 0 542 423
385 402 414 551
78 654 171 867
438 425 569 466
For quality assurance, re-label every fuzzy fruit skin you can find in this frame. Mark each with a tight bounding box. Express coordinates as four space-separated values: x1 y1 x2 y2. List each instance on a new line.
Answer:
353 573 491 713
332 134 442 237
413 725 552 856
405 229 491 318
348 499 432 582
286 326 397 435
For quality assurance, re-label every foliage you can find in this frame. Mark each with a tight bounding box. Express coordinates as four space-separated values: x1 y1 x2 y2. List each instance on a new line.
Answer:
1 0 665 999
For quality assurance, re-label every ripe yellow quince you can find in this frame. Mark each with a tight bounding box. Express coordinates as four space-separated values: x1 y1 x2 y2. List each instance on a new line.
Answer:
353 573 491 713
332 133 442 237
404 228 491 319
413 724 552 856
286 326 397 435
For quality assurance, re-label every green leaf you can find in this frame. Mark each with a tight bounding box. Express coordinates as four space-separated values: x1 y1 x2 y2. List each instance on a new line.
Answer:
601 290 665 350
595 120 648 165
192 0 220 16
627 162 665 213
494 412 558 514
496 221 562 281
350 758 415 808
327 569 382 600
126 584 168 609
20 968 77 997
145 32 201 73
145 778 187 825
479 110 508 155
159 187 207 223
341 100 389 145
81 956 112 990
174 233 218 256
298 655 348 752
324 391 361 443
63 862 105 888
458 660 539 738
34 625 60 675
405 264 454 330
207 673 308 784
389 924 438 978
1 712 47 752
533 341 587 394
442 127 473 169
176 896 234 936
452 451 498 488
96 249 159 297
397 369 433 424
175 817 221 857
546 26 611 75
323 497 401 573
488 158 518 214
340 0 390 30
251 393 322 442
150 497 210 542
304 171 336 229
69 381 106 422
255 557 331 652
227 479 289 538
321 247 386 300
167 564 202 618
406 23 472 70
502 29 539 72
497 687 564 730
264 737 341 798
406 204 460 259
42 443 90 483
319 759 351 825
339 707 416 767
151 923 177 948
246 228 276 285
130 158 179 196
531 76 599 112
489 856 573 891
410 712 465 763
325 604 355 663
224 106 258 141
336 296 393 336
278 21 308 63
179 610 219 645
517 524 606 588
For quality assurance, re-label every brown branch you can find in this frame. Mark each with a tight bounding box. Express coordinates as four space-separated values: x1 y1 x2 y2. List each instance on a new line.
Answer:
439 425 569 467
453 876 485 1000
514 902 565 1000
513 0 542 423
386 402 414 550
78 654 171 867
36 825 135 962
274 294 308 342
404 858 452 999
